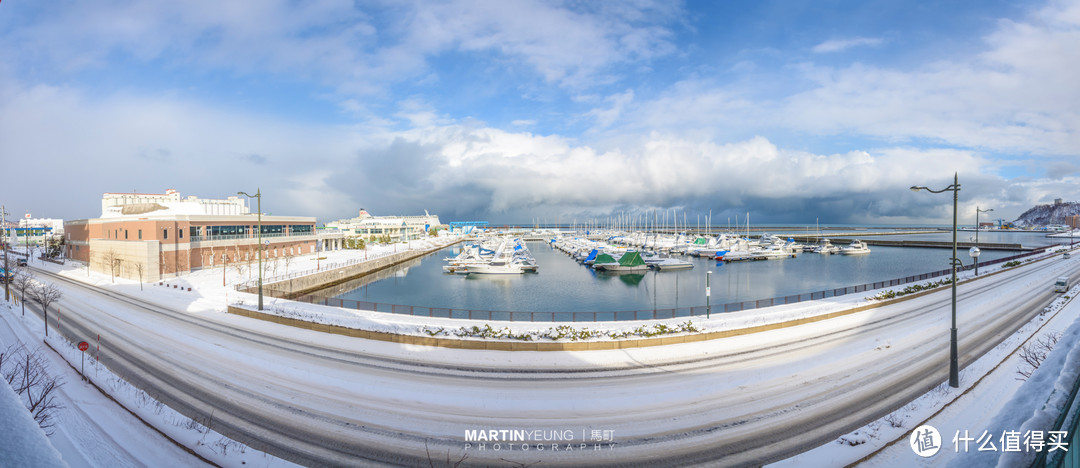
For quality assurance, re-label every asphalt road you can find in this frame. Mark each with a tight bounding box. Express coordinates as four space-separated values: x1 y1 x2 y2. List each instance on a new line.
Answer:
20 252 1080 467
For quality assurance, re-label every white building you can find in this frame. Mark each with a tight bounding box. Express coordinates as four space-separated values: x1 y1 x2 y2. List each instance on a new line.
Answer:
4 215 64 248
326 209 441 242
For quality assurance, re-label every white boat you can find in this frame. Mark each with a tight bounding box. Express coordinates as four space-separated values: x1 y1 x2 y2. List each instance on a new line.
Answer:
650 257 694 270
812 238 840 255
465 261 525 274
840 240 871 255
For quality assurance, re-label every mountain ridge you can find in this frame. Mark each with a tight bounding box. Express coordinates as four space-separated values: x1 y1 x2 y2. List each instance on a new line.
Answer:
1013 201 1080 227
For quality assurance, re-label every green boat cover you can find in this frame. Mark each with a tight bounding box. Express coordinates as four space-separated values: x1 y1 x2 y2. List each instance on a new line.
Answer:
594 253 618 264
693 238 708 245
618 251 646 267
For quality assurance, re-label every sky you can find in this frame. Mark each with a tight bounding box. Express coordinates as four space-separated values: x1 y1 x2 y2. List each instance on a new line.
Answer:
1 0 1078 226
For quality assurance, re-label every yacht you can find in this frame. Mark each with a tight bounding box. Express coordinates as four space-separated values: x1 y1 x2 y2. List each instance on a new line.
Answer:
812 238 840 255
840 240 872 255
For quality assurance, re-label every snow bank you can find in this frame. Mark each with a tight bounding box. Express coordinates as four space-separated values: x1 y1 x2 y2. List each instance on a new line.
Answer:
0 375 68 468
947 290 1080 468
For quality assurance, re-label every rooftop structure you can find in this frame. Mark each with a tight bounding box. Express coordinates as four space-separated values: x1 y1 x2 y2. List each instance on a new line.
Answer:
101 188 248 218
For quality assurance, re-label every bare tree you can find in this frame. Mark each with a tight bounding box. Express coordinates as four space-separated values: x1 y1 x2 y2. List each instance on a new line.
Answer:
101 249 122 283
1 344 65 436
159 251 169 279
282 249 295 276
133 262 145 291
269 256 280 277
30 282 62 337
12 269 34 316
232 256 247 279
1017 331 1063 380
175 252 188 277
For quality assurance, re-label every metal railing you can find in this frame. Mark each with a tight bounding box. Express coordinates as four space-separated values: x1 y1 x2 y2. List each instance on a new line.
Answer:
239 246 1052 322
190 231 315 243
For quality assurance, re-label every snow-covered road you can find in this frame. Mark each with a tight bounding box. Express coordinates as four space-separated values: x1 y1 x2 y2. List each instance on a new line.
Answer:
19 252 1080 466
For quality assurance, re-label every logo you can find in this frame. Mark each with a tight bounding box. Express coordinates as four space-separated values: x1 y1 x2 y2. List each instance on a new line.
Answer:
910 425 942 457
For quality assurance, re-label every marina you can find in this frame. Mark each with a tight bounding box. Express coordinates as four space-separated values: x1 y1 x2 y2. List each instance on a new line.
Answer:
321 229 1053 319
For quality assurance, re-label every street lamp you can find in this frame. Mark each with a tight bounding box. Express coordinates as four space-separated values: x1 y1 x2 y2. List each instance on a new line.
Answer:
706 270 712 318
237 189 263 311
910 172 962 388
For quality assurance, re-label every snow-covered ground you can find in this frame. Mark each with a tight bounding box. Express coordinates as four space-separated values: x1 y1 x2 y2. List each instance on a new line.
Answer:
771 279 1080 467
1 238 1076 466
0 352 68 467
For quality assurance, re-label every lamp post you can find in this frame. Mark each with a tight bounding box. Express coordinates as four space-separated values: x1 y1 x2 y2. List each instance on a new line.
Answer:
237 189 263 311
974 207 992 275
706 270 712 318
911 172 962 388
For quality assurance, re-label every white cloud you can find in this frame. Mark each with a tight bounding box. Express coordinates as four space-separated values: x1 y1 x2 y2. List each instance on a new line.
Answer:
811 37 884 54
584 89 635 129
0 78 363 221
595 1 1080 158
0 0 683 98
2 71 1072 224
332 124 1047 224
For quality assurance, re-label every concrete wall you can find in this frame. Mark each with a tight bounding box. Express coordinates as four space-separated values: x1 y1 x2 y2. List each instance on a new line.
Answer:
87 239 162 282
254 248 438 298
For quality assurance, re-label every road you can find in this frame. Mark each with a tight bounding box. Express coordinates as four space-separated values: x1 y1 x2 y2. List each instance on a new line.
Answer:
21 252 1080 467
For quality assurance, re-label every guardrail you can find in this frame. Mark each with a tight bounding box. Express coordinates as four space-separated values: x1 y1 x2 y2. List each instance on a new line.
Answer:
246 246 1051 322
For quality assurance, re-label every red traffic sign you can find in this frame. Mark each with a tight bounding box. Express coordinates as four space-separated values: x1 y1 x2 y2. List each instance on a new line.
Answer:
78 341 89 352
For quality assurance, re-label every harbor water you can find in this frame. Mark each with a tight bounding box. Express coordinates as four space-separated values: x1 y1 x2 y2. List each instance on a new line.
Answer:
327 233 1051 316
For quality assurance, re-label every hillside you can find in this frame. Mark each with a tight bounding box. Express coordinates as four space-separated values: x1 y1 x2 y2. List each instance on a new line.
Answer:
1013 201 1080 227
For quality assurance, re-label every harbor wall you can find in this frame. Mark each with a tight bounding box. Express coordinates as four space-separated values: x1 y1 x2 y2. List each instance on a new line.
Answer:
241 240 460 299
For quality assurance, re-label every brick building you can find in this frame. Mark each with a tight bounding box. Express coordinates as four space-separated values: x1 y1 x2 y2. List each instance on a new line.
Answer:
65 189 316 282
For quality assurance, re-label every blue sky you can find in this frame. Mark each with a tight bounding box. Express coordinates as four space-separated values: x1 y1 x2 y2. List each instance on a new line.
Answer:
1 0 1078 225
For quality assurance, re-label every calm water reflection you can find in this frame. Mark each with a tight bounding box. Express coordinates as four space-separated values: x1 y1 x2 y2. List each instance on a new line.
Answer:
330 234 1041 313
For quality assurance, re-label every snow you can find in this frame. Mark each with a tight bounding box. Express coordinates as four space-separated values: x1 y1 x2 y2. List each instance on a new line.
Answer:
0 367 68 468
770 254 1080 467
3 238 1077 466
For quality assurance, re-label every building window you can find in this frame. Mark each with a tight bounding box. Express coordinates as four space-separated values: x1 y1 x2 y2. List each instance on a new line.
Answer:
125 230 128 240
163 229 168 240
179 229 184 239
138 229 142 240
